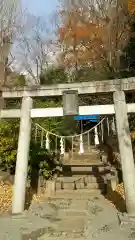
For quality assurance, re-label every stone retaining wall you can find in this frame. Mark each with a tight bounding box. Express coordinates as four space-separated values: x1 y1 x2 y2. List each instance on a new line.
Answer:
101 133 121 170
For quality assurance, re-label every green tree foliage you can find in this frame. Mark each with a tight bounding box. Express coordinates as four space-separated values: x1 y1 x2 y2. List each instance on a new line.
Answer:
29 141 57 180
0 119 19 173
121 15 135 78
0 118 58 178
74 66 115 82
40 67 68 84
0 73 78 177
0 67 65 177
33 99 62 133
16 74 26 86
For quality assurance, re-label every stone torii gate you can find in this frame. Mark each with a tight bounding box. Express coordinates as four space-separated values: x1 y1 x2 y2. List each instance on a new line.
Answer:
1 77 135 216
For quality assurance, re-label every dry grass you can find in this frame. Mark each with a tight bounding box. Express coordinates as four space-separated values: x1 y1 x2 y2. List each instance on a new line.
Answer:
106 182 126 212
115 182 125 199
0 182 48 213
0 182 12 213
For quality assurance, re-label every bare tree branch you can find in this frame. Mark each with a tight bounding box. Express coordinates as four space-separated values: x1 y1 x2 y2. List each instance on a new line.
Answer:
16 17 53 84
0 0 24 87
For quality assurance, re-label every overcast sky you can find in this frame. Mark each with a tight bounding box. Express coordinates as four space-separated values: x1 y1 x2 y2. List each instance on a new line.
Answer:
23 0 59 17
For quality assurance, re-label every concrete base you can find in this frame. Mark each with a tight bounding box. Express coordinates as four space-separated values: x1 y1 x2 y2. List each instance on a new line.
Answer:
0 96 5 109
107 177 118 191
46 180 56 197
100 154 108 164
37 176 46 195
117 212 135 227
63 152 70 161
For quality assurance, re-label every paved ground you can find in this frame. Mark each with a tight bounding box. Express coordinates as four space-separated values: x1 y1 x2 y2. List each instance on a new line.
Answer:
0 191 134 240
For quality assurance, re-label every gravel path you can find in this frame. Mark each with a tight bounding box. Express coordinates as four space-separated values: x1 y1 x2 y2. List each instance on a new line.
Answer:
0 192 134 240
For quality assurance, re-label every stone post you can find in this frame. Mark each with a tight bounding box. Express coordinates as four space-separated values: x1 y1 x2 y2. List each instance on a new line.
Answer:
12 97 33 214
102 118 108 144
79 134 84 154
94 126 99 145
0 91 4 113
113 91 135 214
111 115 116 135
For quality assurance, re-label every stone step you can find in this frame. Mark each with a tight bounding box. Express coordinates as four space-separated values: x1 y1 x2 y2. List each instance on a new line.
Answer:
67 158 101 164
50 189 103 199
65 158 101 163
60 166 111 179
38 213 86 239
57 175 107 183
39 236 84 240
55 165 111 179
72 146 98 152
64 161 102 166
62 164 111 175
75 181 105 190
63 161 108 166
55 177 106 191
56 182 105 190
62 148 100 162
62 158 101 165
47 216 86 238
85 182 105 189
72 153 100 159
85 174 111 182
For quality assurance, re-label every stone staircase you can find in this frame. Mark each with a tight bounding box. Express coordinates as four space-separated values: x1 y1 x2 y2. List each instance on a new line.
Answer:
15 146 118 240
52 146 114 197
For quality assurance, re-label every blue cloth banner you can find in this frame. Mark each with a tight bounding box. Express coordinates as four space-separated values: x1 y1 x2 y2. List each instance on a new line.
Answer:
74 115 100 121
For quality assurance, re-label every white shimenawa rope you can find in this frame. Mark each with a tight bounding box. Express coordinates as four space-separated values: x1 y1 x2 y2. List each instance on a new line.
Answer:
46 132 50 150
94 126 99 145
112 116 116 133
107 117 110 136
60 137 65 155
35 118 105 139
79 134 84 154
101 120 104 142
35 118 106 154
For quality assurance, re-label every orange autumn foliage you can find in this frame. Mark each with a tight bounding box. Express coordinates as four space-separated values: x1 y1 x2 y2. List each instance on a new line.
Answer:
128 0 135 14
58 22 104 41
57 10 106 68
57 4 131 70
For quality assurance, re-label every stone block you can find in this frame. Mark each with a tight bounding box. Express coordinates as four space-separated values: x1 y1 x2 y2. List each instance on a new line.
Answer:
87 182 105 190
56 181 62 190
85 175 92 183
46 180 56 197
107 176 118 191
100 154 108 163
98 166 105 172
75 182 85 189
63 182 75 190
63 152 70 161
57 216 85 233
117 212 135 227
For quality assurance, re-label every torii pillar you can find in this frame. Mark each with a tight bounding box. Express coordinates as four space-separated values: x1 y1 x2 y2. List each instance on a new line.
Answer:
113 91 135 214
12 97 33 214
